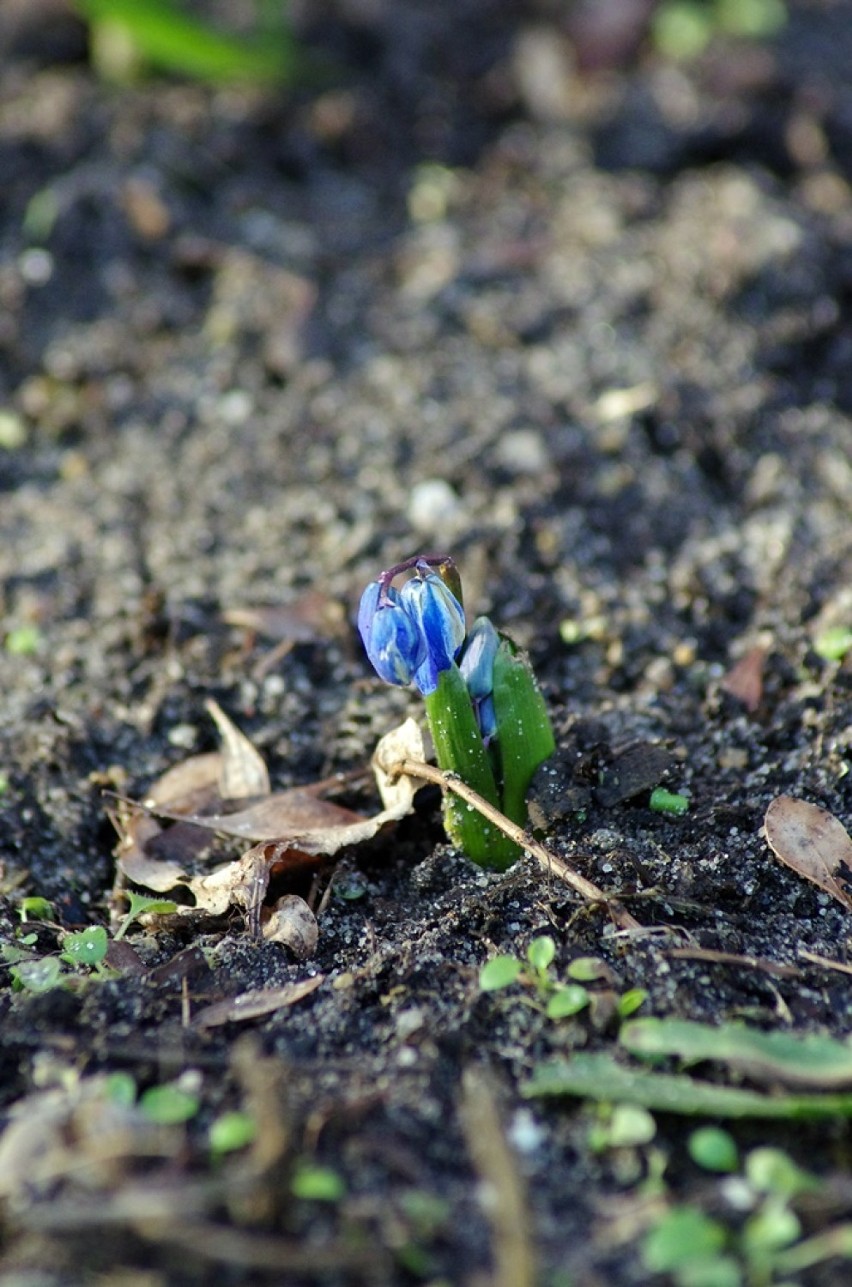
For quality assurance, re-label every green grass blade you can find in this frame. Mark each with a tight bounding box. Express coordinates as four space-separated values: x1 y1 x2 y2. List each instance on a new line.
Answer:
524 1053 852 1119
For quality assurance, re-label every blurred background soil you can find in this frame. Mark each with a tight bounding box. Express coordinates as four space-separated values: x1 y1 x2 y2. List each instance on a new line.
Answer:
0 1 851 1284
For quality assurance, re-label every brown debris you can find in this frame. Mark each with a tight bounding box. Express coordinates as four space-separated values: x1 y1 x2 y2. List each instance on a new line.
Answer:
764 795 852 913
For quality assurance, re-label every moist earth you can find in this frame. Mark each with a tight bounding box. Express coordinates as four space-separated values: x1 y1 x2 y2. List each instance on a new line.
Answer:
1 2 851 1284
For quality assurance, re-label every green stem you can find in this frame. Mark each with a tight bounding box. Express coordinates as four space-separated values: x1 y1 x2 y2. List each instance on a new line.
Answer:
423 666 520 870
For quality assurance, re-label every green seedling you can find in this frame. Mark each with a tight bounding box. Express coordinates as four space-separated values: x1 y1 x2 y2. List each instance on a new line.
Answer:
291 1162 346 1202
209 1111 257 1157
140 1082 200 1124
814 626 852 662
19 897 53 923
480 935 589 1019
642 1132 845 1287
653 0 786 61
479 937 645 1022
74 0 300 86
649 787 690 816
60 926 109 969
114 890 179 940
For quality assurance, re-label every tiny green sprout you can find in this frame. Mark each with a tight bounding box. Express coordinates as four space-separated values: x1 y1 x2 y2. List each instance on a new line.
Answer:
60 926 109 968
526 934 557 977
114 891 179 940
642 1206 731 1280
689 1126 739 1173
616 988 648 1019
5 625 44 656
104 1072 137 1107
210 1111 257 1157
140 1083 200 1125
546 984 590 1019
479 955 524 992
589 1103 657 1153
814 625 852 662
19 897 53 923
291 1162 346 1202
649 787 689 816
10 956 63 993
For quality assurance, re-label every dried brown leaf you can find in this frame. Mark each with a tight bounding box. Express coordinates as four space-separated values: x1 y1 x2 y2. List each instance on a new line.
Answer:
721 645 767 713
262 895 319 958
764 795 852 913
205 698 270 802
193 975 324 1028
223 591 345 642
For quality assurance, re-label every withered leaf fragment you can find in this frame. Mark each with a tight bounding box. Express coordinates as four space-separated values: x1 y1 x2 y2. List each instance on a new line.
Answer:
114 716 427 931
193 975 324 1029
764 796 852 913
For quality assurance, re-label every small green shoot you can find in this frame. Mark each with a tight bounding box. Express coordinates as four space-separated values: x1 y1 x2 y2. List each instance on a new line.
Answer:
291 1163 346 1202
479 955 524 992
814 626 852 662
60 926 109 968
5 625 44 656
688 1126 739 1173
140 1083 200 1124
210 1111 257 1157
19 897 53 923
9 956 63 993
588 1103 657 1152
642 1207 738 1287
114 891 179 940
74 0 300 87
480 938 646 1023
649 787 690 816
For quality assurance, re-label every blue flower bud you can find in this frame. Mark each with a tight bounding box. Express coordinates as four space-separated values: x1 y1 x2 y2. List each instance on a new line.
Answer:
357 581 425 687
458 616 500 700
459 616 500 742
400 572 466 696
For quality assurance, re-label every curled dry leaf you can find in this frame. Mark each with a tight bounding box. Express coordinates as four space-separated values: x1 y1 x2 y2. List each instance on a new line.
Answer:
262 894 319 958
113 714 428 932
720 645 767 713
205 697 270 802
764 795 852 913
193 975 323 1029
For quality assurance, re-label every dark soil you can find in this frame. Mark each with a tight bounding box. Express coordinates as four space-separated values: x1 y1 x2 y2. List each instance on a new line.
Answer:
1 2 851 1284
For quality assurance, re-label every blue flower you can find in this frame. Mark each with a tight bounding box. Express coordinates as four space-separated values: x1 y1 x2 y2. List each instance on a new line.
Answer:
459 616 500 740
399 571 466 696
357 581 425 687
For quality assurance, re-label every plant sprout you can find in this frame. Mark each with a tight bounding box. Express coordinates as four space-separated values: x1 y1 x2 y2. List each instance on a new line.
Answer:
358 554 555 869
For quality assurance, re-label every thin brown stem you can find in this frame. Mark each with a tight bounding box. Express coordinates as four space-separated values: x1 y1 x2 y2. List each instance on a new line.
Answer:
391 757 642 932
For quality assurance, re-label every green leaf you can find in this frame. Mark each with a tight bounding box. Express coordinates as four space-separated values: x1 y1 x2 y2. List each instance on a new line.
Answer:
424 664 519 869
210 1111 257 1156
114 891 179 940
10 956 63 992
526 935 556 973
567 956 610 982
74 0 298 86
649 787 689 816
602 1103 657 1148
688 1127 739 1173
616 988 647 1019
643 1207 728 1273
491 638 555 829
621 1017 852 1088
479 955 524 992
744 1147 819 1198
60 926 109 967
19 897 53 922
140 1084 200 1124
524 1053 852 1119
546 985 590 1019
742 1198 800 1258
291 1163 346 1202
104 1072 137 1107
814 626 852 661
